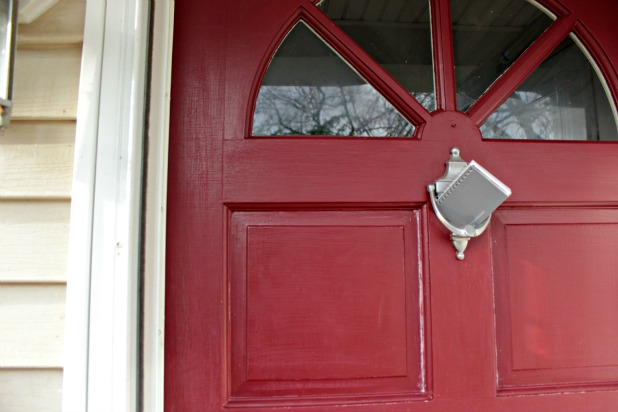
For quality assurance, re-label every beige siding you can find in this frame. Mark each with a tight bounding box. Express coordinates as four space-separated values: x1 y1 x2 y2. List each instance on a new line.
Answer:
0 0 84 409
12 47 81 121
18 0 85 47
0 144 74 198
0 201 70 282
0 121 76 145
0 285 65 367
0 369 63 412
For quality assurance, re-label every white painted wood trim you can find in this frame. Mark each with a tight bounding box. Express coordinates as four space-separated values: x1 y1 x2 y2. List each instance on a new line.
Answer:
143 1 174 411
62 0 105 408
62 0 151 411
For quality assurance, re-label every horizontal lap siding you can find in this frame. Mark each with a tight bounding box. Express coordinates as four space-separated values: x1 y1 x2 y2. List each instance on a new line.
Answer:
0 201 70 282
1 121 76 144
12 47 81 120
0 145 74 198
17 0 85 47
0 285 65 367
0 369 63 412
0 0 84 410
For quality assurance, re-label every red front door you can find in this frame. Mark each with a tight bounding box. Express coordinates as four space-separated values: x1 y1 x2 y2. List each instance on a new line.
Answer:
165 0 618 410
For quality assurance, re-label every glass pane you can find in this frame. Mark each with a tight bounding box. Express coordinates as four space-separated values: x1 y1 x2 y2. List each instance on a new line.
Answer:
252 22 415 137
317 0 435 112
482 37 618 140
451 0 553 111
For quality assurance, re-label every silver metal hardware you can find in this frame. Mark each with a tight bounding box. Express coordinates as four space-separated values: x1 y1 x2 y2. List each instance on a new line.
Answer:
428 148 511 260
0 0 18 128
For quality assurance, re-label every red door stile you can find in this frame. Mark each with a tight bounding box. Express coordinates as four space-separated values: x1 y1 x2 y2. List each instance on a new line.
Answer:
165 0 227 410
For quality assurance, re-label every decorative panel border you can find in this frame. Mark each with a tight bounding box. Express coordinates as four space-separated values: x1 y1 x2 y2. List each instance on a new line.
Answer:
492 208 618 395
226 206 431 407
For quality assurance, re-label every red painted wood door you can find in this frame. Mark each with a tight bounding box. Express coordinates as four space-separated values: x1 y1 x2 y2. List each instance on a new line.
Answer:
165 0 618 410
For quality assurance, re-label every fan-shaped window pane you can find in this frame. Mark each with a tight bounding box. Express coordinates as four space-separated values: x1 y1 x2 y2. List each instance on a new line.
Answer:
317 0 435 112
482 36 618 140
451 0 553 111
252 22 414 137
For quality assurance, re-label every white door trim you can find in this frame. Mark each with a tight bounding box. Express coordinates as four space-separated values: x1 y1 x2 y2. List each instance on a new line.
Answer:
62 0 155 410
143 1 174 411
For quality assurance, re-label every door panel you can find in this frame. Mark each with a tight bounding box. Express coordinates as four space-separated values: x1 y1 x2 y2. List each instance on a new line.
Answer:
493 208 618 393
166 0 618 410
228 209 428 406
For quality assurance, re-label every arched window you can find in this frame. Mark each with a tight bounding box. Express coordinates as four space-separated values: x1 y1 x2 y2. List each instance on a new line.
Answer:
251 0 617 140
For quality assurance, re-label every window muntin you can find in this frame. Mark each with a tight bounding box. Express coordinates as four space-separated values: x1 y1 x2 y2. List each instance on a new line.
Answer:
317 0 435 112
451 0 554 111
481 36 618 140
250 1 618 141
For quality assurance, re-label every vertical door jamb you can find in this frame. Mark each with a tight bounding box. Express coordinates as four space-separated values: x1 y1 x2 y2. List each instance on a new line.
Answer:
62 0 152 410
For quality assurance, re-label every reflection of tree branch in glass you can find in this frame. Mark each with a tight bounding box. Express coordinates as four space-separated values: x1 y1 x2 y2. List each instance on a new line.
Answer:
481 38 618 140
254 84 416 136
252 1 617 141
252 22 418 137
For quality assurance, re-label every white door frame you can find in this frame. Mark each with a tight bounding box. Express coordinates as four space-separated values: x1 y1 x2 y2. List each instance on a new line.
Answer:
142 1 174 411
62 0 173 410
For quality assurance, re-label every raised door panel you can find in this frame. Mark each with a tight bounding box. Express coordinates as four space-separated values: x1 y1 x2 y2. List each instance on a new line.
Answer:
227 209 429 407
492 208 618 394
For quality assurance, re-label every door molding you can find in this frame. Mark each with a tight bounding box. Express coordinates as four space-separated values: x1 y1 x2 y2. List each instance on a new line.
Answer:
142 1 174 411
62 0 156 410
